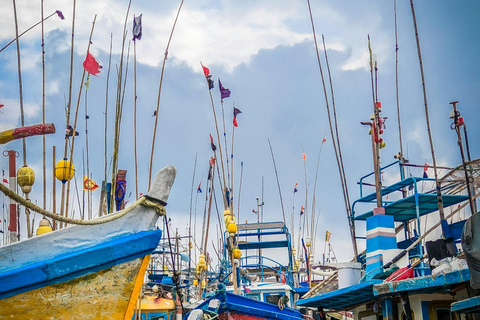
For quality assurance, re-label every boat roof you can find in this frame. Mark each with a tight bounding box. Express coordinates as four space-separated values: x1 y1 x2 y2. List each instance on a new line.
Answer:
296 269 470 311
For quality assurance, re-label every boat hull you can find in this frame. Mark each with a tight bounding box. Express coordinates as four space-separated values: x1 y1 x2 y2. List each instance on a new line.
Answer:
0 256 146 319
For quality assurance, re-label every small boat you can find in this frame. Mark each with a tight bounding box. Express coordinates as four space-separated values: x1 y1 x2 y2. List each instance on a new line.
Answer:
0 166 176 320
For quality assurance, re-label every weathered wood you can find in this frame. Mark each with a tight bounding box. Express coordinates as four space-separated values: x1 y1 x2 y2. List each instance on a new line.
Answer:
0 123 55 144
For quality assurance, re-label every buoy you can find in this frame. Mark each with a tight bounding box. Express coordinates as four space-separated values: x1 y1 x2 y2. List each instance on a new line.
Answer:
228 222 237 236
17 166 35 194
55 159 75 183
233 248 241 259
36 218 52 236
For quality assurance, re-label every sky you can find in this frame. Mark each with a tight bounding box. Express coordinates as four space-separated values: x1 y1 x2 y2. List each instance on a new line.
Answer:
1 0 479 266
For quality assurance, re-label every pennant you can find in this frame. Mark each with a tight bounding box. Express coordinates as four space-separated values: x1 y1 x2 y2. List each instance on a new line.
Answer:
294 182 298 193
209 134 217 151
233 107 242 127
209 156 215 166
2 178 7 184
302 152 307 161
202 66 210 77
322 137 327 144
132 14 142 41
325 230 331 242
197 182 202 193
83 176 99 191
300 205 304 215
207 76 214 90
219 79 231 100
83 52 101 76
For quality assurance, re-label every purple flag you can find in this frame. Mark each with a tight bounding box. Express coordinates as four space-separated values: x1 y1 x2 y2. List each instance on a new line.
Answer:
133 14 142 41
219 79 231 100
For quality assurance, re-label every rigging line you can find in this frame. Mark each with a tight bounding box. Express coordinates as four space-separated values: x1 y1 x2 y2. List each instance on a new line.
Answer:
306 0 358 257
311 135 326 247
148 0 185 189
267 139 286 225
409 0 445 220
188 154 198 292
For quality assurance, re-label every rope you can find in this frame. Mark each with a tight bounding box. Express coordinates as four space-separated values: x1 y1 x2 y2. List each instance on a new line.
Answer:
0 182 165 226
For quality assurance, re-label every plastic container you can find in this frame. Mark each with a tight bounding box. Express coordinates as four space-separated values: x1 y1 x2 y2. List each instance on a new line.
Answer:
337 262 362 289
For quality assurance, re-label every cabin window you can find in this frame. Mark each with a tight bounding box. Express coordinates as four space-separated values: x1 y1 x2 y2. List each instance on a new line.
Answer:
427 301 457 320
265 294 282 305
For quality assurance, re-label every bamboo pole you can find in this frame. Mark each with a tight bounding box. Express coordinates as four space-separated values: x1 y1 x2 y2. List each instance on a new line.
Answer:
148 0 185 189
305 0 358 257
133 27 139 200
64 15 97 223
60 0 77 228
41 0 47 210
52 146 56 230
409 0 445 220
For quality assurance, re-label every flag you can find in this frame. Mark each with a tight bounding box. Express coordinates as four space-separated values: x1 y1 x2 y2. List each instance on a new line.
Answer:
209 157 215 166
202 66 210 77
83 52 101 76
2 178 7 184
132 14 142 41
83 176 99 191
322 137 327 143
326 230 331 242
233 107 242 127
294 182 298 193
197 182 202 193
219 79 231 100
65 124 79 138
209 134 217 151
302 152 307 161
423 163 428 178
300 205 304 215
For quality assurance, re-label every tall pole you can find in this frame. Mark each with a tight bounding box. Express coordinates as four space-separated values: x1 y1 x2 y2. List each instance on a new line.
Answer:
450 101 476 215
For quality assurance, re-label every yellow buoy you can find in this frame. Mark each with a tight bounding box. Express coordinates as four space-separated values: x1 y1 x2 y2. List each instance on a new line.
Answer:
201 280 206 289
55 159 75 183
233 248 241 259
17 166 35 194
36 218 52 236
227 222 237 235
193 279 198 286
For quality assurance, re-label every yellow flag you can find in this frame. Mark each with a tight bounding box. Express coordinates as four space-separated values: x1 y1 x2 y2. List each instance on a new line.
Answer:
326 230 331 242
83 176 99 191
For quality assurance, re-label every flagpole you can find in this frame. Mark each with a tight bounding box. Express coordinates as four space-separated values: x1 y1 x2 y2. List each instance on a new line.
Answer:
311 137 326 253
201 63 228 209
148 0 184 189
230 103 235 211
220 98 230 193
84 76 91 219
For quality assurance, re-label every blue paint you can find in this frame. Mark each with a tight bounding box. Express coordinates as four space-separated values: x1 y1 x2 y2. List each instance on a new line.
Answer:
421 301 429 320
0 230 162 300
367 214 395 230
190 291 304 320
296 280 382 309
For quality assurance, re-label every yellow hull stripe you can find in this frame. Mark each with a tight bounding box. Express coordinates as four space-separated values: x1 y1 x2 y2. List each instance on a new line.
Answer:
124 254 151 320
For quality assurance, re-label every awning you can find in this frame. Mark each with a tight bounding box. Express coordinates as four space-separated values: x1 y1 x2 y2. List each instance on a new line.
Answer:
296 280 382 310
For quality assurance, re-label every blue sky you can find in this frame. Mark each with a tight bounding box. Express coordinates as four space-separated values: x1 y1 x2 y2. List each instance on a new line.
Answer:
1 0 479 264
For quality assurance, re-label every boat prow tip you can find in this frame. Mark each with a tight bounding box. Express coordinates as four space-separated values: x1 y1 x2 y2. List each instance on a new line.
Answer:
148 166 176 204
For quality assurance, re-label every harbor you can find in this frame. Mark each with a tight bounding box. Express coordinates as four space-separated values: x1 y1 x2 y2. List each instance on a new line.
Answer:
1 1 480 319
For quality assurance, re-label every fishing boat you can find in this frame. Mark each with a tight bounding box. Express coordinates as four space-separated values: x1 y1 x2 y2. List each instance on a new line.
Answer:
0 165 176 320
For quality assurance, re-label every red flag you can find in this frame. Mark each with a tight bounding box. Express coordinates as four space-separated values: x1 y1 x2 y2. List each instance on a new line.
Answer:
202 66 210 77
300 205 304 215
302 152 307 161
322 137 327 143
2 178 8 184
83 52 101 76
